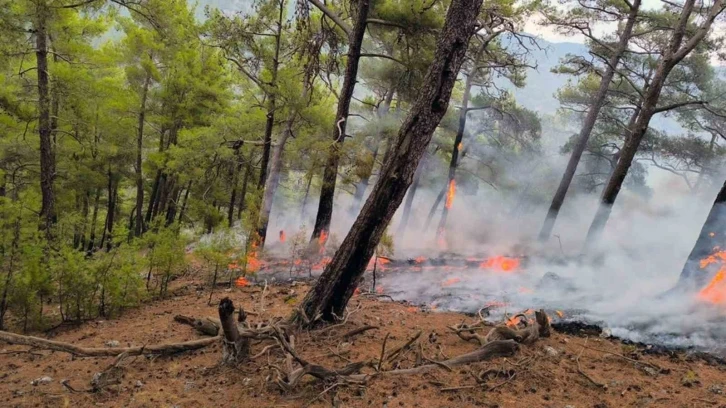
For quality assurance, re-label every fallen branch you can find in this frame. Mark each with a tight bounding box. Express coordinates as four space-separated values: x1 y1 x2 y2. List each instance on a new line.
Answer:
386 330 422 362
173 314 220 336
0 330 219 358
340 325 378 340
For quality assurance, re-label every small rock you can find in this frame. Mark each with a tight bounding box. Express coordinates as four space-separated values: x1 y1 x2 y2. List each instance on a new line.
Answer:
105 340 120 348
184 381 196 392
31 376 53 386
135 380 144 388
600 328 612 338
544 346 559 358
708 384 723 394
640 366 659 377
565 405 576 408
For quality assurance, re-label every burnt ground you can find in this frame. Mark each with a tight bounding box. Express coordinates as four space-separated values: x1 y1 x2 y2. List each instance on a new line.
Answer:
1 273 726 408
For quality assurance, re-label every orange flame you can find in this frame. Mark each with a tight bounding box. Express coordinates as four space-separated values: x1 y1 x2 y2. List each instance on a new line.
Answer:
279 230 286 243
444 179 456 210
697 248 726 305
442 277 461 287
506 315 521 327
479 256 520 272
318 230 329 255
235 277 250 287
457 142 463 152
414 256 427 264
246 242 261 273
556 310 564 318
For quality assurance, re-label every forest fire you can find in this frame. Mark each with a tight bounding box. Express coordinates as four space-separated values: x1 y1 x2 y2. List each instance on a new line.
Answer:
479 255 520 272
697 247 726 305
279 230 286 243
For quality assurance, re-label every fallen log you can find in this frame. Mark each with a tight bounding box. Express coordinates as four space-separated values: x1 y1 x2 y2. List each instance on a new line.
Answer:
173 314 220 336
0 330 220 357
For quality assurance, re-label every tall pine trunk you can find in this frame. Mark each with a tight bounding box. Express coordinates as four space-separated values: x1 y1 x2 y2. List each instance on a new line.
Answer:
583 0 724 248
292 0 483 325
538 0 642 242
135 72 152 236
257 0 285 189
237 151 253 221
310 0 371 243
228 153 243 227
178 181 192 225
35 1 56 234
256 77 311 247
86 188 101 254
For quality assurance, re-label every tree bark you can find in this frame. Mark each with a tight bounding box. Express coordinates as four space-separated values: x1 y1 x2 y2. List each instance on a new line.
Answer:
257 0 285 189
35 1 56 234
218 297 249 364
309 0 371 243
86 188 101 254
145 170 161 227
237 151 253 221
538 0 642 242
583 0 724 248
293 0 483 325
178 181 192 224
228 152 243 227
677 178 726 290
135 72 152 237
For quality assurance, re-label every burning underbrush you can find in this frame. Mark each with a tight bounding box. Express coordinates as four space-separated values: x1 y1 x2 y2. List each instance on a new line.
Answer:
254 244 726 358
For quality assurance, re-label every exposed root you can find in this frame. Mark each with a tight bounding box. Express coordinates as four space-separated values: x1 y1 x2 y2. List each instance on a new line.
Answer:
0 330 220 358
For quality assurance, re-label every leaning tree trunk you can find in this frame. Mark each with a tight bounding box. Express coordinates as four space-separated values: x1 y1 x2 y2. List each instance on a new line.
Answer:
677 179 726 291
538 0 642 242
257 1 284 189
436 66 475 240
583 0 724 249
309 0 371 243
292 0 484 326
35 1 56 234
135 72 152 237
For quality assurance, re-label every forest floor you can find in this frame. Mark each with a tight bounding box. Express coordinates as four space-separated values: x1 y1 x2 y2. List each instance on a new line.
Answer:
1 272 726 408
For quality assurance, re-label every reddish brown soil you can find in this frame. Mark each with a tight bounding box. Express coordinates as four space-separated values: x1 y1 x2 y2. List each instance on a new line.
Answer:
1 277 726 408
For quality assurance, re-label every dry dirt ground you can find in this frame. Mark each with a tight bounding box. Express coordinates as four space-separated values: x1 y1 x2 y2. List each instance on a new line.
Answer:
1 276 726 408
